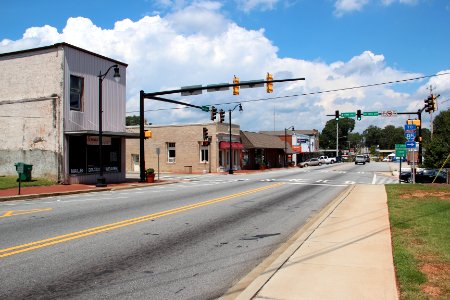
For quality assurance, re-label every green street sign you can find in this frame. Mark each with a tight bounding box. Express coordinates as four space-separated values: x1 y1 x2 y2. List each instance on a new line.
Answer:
395 144 407 157
341 112 356 118
363 111 379 116
201 105 210 112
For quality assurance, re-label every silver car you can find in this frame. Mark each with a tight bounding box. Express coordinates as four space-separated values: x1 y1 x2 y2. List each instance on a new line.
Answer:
355 155 366 165
299 158 321 167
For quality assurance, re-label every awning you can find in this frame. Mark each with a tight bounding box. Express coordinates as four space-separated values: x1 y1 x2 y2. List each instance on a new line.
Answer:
219 141 244 150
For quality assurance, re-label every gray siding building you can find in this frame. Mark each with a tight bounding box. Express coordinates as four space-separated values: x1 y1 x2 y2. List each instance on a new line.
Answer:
0 43 130 184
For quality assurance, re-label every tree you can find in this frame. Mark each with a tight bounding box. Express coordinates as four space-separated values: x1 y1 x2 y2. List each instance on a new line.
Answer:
363 125 382 148
320 118 355 151
380 125 405 149
126 115 149 126
424 109 450 168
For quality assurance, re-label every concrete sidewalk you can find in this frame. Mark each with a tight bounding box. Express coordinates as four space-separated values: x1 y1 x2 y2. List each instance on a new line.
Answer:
223 184 399 300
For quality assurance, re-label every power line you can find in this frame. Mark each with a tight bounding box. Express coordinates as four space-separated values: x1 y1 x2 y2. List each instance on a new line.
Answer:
126 71 450 114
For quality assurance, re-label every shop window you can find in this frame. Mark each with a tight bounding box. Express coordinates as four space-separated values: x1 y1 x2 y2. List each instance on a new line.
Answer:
70 75 84 111
167 142 176 163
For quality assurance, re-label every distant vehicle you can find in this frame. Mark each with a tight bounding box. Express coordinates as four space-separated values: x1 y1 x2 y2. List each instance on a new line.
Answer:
335 156 343 163
355 155 366 165
298 158 321 167
318 156 336 164
364 154 370 163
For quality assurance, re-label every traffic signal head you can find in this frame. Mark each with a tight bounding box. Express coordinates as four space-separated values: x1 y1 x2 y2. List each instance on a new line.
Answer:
233 75 239 95
144 130 152 139
219 109 225 123
424 95 433 113
266 73 273 93
203 127 208 140
210 106 217 121
431 95 436 112
356 109 362 121
335 110 339 121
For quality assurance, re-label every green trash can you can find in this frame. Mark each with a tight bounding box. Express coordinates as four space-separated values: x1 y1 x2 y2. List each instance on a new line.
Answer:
15 162 33 181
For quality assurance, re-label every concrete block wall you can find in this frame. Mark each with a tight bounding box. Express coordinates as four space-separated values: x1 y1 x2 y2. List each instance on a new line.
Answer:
0 47 64 180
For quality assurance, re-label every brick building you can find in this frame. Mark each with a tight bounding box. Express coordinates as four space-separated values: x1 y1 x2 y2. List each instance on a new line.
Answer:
126 122 242 174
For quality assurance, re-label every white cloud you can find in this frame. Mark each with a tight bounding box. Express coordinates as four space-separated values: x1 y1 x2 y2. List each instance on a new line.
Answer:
1 2 447 132
334 0 369 17
237 0 280 12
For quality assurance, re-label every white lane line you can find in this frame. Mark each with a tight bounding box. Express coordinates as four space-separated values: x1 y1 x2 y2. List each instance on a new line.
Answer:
372 174 377 185
288 182 348 187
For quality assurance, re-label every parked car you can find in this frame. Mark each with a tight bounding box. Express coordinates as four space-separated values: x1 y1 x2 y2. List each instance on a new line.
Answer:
298 158 321 167
400 169 448 183
355 155 366 165
318 156 336 164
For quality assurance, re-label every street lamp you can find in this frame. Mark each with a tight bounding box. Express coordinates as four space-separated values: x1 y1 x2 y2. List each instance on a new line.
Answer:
228 103 243 174
284 126 295 167
96 64 120 187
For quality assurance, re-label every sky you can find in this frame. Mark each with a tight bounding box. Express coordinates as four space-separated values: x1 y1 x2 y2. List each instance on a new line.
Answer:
1 0 449 133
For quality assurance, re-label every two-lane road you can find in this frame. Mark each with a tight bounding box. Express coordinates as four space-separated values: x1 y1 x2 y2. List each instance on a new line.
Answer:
0 162 396 299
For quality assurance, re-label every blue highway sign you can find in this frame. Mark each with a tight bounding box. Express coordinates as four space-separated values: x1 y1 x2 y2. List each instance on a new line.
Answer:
405 141 416 148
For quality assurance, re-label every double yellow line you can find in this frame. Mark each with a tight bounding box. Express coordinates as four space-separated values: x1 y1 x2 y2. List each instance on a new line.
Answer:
0 182 284 258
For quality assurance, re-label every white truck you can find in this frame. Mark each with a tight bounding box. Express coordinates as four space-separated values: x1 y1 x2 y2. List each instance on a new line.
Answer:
318 156 336 164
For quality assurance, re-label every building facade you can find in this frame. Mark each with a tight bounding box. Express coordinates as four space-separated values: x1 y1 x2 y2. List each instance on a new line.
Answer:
126 122 242 174
0 43 130 184
260 130 320 164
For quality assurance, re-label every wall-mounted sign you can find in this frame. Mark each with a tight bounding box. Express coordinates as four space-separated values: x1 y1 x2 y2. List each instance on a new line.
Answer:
87 136 111 146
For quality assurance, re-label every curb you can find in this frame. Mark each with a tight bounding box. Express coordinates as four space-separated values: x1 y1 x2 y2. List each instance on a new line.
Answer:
0 180 178 202
219 185 355 300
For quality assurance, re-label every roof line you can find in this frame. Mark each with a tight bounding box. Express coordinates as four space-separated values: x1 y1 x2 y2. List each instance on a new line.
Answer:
0 42 128 67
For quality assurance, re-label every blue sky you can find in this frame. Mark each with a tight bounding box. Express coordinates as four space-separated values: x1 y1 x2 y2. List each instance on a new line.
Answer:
1 0 449 132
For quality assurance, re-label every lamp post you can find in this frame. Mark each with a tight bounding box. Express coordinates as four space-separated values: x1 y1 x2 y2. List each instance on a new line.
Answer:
228 103 243 174
96 64 120 187
284 126 295 167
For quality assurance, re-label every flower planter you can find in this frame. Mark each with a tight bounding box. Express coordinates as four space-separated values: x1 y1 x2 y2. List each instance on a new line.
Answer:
146 173 155 183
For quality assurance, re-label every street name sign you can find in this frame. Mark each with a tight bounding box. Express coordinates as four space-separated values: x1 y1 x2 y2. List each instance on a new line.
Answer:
341 112 356 118
363 111 379 116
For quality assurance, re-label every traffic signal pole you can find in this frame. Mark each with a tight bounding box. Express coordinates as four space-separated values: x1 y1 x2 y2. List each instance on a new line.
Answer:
139 77 305 181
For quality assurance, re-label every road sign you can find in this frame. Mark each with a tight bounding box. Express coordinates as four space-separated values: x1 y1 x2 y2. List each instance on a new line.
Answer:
395 144 407 157
405 141 416 148
404 124 417 131
381 110 397 117
341 112 356 118
404 132 416 141
363 111 379 116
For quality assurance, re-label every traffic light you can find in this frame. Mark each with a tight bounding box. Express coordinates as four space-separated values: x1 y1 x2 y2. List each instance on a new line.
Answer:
233 75 239 95
266 73 273 93
407 119 421 127
144 130 152 139
203 127 208 141
414 136 423 142
335 110 339 121
219 109 225 123
210 106 217 121
424 95 433 113
356 109 362 121
431 94 436 112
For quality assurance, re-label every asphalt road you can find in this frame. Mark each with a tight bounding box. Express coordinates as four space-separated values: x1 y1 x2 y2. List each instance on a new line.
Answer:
0 162 397 299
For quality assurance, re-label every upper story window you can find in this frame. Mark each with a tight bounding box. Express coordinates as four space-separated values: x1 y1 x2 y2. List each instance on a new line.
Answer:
70 75 84 111
167 142 176 163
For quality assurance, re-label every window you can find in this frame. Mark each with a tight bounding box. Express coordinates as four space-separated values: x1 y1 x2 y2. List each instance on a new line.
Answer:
70 75 84 111
167 142 176 163
200 145 209 163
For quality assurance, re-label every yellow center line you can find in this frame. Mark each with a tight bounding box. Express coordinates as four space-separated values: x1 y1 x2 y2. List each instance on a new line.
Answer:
0 208 53 218
0 183 284 258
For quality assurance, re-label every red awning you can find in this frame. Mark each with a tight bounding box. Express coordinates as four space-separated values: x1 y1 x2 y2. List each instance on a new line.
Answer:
219 141 244 150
